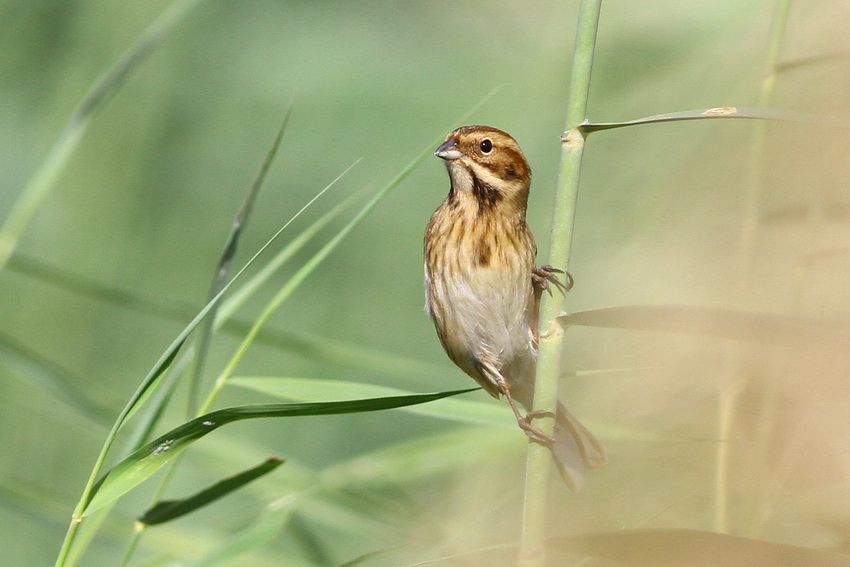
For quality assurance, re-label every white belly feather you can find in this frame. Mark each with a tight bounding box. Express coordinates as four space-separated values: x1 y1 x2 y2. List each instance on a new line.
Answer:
425 260 535 389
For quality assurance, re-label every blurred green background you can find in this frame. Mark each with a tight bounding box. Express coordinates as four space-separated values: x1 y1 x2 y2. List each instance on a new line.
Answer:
3 0 850 565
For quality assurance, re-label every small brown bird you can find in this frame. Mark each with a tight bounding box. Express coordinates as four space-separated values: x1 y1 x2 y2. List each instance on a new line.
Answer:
424 125 606 490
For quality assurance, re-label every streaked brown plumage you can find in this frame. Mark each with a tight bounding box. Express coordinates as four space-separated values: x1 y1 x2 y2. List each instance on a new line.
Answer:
424 125 606 490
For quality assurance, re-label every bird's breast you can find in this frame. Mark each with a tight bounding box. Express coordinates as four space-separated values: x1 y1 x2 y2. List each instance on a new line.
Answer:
424 203 536 376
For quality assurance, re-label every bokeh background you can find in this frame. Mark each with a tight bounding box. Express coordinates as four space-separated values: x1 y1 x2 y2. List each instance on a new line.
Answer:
2 0 850 565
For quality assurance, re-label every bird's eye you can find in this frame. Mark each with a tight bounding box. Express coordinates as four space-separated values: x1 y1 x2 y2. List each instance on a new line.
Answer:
479 139 493 154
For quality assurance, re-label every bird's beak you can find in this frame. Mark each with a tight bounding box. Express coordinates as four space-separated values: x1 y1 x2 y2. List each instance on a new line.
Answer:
434 139 462 160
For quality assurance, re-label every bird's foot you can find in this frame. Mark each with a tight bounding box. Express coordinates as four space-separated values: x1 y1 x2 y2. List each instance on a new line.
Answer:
517 413 555 448
532 265 574 297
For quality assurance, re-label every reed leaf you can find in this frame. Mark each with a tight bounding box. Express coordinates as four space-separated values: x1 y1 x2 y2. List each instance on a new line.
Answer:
230 376 501 427
137 456 284 526
54 158 360 566
85 389 476 515
578 106 850 135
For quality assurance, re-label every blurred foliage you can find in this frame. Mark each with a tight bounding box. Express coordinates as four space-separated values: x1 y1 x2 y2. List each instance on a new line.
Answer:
2 0 850 565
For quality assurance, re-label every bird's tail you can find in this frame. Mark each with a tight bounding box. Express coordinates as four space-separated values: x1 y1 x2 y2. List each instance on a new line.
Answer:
551 401 607 491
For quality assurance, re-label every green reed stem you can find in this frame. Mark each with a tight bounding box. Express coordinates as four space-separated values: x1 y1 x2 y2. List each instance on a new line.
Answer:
519 1 601 565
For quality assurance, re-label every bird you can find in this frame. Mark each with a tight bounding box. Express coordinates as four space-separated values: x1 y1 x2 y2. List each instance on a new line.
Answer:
423 125 606 490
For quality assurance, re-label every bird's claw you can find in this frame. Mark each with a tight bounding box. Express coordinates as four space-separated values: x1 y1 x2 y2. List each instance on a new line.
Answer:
532 265 574 297
518 413 555 448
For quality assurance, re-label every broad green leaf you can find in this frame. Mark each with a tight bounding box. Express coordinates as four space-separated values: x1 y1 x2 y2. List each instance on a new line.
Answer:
85 388 477 515
138 457 284 526
230 376 504 427
557 305 850 350
0 0 204 269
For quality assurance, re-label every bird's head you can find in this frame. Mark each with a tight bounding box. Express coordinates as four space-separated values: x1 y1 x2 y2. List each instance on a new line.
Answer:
435 125 531 212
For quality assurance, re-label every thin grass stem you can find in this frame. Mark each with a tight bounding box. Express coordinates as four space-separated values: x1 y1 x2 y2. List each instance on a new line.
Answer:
520 1 601 564
52 158 356 567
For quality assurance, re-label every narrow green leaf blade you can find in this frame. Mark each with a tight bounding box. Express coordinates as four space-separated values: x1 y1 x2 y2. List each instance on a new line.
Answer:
579 106 850 135
216 194 357 325
230 376 502 427
69 157 359 526
85 388 476 515
138 456 284 526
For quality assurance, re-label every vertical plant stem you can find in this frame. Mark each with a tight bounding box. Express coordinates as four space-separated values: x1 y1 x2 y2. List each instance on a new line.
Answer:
519 1 601 564
719 0 792 536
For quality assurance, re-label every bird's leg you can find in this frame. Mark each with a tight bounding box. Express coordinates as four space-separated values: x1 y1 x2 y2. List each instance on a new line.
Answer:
500 384 555 448
532 265 573 297
525 409 556 420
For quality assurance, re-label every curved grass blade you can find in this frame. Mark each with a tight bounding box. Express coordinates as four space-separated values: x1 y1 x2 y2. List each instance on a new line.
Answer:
556 305 850 350
54 159 360 566
85 388 477 515
138 456 284 526
0 0 203 270
578 106 850 135
188 102 294 417
207 87 500 403
230 376 501 427
216 193 358 324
